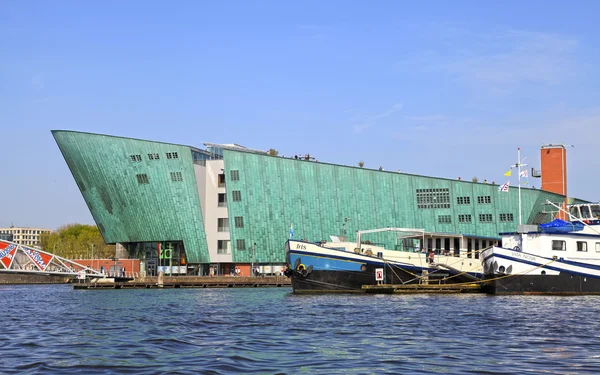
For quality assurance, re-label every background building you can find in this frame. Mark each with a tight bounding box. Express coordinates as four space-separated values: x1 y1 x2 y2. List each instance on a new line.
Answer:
53 131 583 276
0 226 51 247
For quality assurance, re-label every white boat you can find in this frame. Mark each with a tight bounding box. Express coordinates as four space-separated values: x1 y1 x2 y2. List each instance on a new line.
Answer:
481 201 600 294
285 228 486 293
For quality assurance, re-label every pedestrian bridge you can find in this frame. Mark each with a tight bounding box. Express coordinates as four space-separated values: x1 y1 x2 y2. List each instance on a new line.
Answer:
0 239 106 280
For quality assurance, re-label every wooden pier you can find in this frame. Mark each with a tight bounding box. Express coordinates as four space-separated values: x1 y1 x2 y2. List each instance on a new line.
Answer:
362 283 483 294
73 276 291 289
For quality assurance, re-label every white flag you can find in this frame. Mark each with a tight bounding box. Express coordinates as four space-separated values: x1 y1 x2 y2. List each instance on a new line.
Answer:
498 181 510 192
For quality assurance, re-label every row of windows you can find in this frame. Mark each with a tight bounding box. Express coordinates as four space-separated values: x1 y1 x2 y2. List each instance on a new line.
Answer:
14 235 40 240
458 196 492 205
0 229 47 235
552 240 600 252
417 191 493 209
479 214 493 223
416 188 450 209
216 217 245 232
438 215 451 224
230 170 240 181
135 172 183 185
14 240 39 246
457 197 471 205
170 172 183 182
136 174 149 184
446 213 515 224
477 196 492 204
417 190 493 209
130 152 179 162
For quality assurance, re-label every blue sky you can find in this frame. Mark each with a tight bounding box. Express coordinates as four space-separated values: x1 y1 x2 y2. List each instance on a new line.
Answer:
2 1 600 230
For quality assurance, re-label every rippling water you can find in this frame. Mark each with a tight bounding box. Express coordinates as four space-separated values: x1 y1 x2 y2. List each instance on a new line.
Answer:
1 285 600 374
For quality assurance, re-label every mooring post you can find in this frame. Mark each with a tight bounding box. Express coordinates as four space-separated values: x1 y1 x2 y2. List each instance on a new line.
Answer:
157 271 164 288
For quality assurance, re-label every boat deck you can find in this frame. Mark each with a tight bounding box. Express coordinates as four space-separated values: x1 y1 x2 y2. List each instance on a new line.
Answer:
73 276 291 289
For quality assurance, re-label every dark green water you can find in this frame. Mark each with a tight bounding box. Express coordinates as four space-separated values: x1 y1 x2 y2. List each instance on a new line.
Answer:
1 284 599 374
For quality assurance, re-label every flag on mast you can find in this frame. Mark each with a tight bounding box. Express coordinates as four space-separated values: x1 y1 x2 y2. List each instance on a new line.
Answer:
498 181 510 192
504 169 512 177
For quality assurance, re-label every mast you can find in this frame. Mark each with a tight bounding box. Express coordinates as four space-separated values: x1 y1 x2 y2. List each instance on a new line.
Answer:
518 148 522 225
514 148 527 225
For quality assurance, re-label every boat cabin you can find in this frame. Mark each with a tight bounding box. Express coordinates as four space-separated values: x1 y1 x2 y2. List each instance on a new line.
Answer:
500 229 600 264
568 203 600 222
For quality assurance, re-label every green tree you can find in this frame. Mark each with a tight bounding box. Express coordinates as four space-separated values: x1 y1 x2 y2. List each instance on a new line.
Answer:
267 148 279 156
358 161 365 168
472 176 479 183
40 224 116 259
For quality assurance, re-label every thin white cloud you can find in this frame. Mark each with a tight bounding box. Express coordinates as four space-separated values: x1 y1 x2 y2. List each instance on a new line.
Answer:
404 114 447 122
398 27 580 92
352 103 403 134
444 30 578 87
394 107 600 148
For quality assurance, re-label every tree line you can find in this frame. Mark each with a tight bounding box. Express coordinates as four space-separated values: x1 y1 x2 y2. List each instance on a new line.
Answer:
40 224 116 259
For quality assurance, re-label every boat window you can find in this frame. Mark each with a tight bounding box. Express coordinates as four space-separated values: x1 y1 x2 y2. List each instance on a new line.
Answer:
569 206 581 219
596 243 600 253
552 240 566 251
591 205 600 219
577 241 588 252
581 206 592 219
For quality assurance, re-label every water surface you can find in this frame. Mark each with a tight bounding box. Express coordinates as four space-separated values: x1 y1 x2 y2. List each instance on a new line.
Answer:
1 285 599 374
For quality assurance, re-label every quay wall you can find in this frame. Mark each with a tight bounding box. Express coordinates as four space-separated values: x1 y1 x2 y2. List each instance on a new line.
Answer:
0 274 71 284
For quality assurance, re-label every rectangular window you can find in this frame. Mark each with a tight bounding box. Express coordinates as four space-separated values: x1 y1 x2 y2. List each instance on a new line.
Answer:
217 218 229 232
148 153 160 160
479 214 493 223
170 171 183 182
577 241 588 252
218 193 227 207
477 196 492 204
596 243 600 252
217 240 231 254
136 174 149 184
236 239 246 251
415 188 451 209
232 190 242 202
457 196 471 205
458 214 472 223
218 174 226 187
438 215 451 224
235 216 244 228
552 240 566 251
230 170 240 181
499 213 514 222
130 154 142 162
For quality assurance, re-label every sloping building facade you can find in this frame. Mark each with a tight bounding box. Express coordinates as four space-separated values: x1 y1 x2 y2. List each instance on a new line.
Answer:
53 130 575 276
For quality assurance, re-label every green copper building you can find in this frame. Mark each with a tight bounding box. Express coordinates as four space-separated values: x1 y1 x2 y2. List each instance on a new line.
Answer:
52 130 573 276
